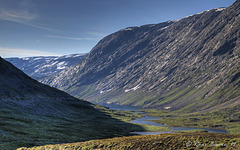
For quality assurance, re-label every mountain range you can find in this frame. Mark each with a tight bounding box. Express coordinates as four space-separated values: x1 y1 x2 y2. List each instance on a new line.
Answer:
0 57 140 149
5 54 87 80
1 1 240 149
41 1 240 113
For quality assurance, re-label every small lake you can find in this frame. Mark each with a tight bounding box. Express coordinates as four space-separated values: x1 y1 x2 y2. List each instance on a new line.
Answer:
101 103 228 135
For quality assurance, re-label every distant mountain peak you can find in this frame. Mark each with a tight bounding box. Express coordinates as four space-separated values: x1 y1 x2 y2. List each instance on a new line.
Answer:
5 53 87 80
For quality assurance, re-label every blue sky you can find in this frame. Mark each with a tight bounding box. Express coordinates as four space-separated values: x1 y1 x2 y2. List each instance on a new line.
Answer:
0 0 235 58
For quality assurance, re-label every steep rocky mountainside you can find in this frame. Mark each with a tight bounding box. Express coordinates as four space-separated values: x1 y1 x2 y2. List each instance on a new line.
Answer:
0 57 139 149
5 54 87 80
42 1 240 112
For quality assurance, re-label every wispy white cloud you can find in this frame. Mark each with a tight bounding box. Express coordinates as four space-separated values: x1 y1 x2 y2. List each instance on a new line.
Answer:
0 8 36 22
0 4 58 31
46 35 97 41
0 47 60 58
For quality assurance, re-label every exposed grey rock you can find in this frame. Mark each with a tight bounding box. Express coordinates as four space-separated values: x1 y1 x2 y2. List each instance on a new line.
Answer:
42 1 240 111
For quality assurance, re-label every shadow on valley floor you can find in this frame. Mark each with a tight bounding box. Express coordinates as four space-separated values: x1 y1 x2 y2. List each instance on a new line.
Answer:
0 102 144 150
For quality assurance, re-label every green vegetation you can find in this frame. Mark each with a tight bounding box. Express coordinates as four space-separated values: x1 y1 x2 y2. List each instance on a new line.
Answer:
143 104 240 134
174 129 208 133
15 104 240 150
93 104 142 122
0 103 146 150
18 133 240 150
92 105 171 132
0 102 172 150
132 124 170 132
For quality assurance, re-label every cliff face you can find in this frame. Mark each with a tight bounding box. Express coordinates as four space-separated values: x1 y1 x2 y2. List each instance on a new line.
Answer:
42 1 240 112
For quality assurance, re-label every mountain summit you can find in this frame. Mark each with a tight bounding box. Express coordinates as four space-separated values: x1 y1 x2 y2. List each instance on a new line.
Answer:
42 1 240 112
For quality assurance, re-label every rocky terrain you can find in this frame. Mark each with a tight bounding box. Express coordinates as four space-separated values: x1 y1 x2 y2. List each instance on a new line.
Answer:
5 54 87 80
41 1 240 113
0 57 140 149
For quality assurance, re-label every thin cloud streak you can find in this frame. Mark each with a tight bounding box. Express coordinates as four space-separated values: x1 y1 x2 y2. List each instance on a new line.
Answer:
0 47 60 58
0 10 35 21
21 21 60 32
0 7 59 31
46 35 97 41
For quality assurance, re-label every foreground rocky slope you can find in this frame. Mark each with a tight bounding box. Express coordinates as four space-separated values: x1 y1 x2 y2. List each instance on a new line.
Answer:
42 1 240 112
5 54 87 80
0 57 140 149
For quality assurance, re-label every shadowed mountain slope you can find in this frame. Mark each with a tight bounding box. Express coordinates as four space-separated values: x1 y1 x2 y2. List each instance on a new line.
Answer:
0 57 141 149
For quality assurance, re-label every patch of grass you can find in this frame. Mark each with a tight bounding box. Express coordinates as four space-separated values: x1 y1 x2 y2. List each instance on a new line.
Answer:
70 84 97 98
18 133 240 150
131 124 171 132
174 129 208 133
93 104 143 122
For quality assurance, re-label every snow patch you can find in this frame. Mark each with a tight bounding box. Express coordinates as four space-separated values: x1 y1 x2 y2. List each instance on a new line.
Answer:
33 58 43 61
125 84 141 93
160 77 167 82
121 26 139 31
214 8 225 12
58 62 65 65
164 106 171 110
161 26 169 30
100 89 112 94
73 54 86 57
57 61 67 70
57 66 66 70
39 61 58 70
122 28 133 31
22 57 30 60
158 26 170 31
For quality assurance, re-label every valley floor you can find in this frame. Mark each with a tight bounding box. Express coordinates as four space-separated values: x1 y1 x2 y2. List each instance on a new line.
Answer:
144 106 240 134
17 107 240 150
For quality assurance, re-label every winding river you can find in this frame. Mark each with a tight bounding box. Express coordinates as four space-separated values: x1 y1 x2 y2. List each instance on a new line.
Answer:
101 103 228 135
130 115 228 135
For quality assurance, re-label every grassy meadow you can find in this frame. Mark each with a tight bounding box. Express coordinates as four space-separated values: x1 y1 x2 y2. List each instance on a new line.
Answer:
18 133 240 150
